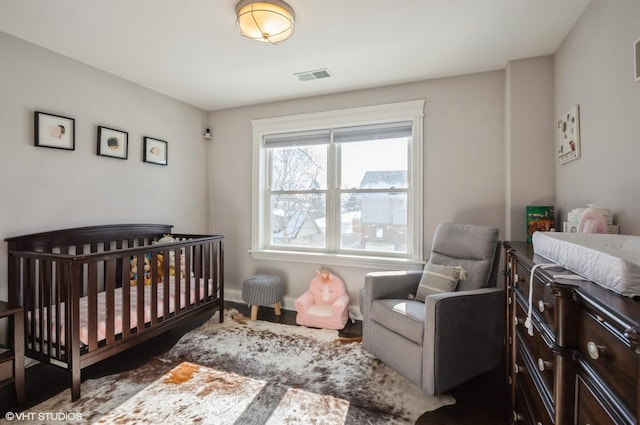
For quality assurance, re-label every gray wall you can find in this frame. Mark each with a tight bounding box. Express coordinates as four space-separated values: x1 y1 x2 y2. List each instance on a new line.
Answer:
208 71 507 310
0 32 212 307
505 57 556 241
555 0 640 234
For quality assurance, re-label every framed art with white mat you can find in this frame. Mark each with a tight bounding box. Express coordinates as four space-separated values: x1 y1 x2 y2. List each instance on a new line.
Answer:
97 126 128 159
635 38 640 82
557 105 580 165
34 111 75 150
143 136 168 166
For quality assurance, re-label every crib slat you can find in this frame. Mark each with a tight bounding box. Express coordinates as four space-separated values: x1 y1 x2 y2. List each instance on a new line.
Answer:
182 245 189 308
212 241 219 299
8 254 18 307
105 259 115 345
159 249 171 315
54 262 63 359
87 262 98 351
37 260 45 354
150 252 159 325
194 245 202 306
136 253 144 333
203 243 211 300
69 262 82 401
122 259 131 339
150 271 157 326
163 253 170 319
218 239 225 322
172 249 179 314
184 247 192 307
115 240 123 288
24 259 34 351
41 260 52 356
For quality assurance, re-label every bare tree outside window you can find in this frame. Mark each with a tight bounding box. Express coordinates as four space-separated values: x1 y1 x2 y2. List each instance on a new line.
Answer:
270 145 327 248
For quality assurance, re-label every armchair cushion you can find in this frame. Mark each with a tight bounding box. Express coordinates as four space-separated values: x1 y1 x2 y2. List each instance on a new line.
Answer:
429 223 499 291
370 299 425 345
415 262 464 301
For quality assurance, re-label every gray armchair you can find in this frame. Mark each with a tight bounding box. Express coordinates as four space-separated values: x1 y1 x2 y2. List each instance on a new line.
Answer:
361 223 503 396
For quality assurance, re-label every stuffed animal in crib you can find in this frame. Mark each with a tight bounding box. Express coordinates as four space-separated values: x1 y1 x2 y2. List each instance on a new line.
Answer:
170 253 187 278
130 253 163 286
295 269 350 330
153 234 187 278
156 234 176 244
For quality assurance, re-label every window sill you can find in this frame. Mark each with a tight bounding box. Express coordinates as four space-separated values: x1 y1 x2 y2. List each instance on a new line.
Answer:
249 249 424 271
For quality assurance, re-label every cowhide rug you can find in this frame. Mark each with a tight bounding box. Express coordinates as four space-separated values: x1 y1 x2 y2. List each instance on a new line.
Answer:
94 361 352 424
11 309 455 424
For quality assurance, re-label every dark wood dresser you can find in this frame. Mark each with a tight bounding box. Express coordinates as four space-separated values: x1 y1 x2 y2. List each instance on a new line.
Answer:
504 241 640 425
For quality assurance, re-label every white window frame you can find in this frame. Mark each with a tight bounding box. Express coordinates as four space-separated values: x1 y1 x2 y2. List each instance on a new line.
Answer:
250 100 425 270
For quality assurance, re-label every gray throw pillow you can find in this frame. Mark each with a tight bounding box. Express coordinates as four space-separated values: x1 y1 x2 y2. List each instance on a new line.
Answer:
415 262 466 302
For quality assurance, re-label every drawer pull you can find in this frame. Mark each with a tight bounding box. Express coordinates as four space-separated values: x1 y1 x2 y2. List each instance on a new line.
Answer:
512 411 525 422
537 300 552 313
514 274 520 285
515 317 526 326
507 376 512 385
513 363 523 373
508 336 512 345
537 358 553 372
587 341 607 360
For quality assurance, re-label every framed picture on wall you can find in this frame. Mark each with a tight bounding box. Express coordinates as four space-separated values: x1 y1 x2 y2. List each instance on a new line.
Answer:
34 111 75 150
557 105 581 165
97 126 128 159
143 137 168 166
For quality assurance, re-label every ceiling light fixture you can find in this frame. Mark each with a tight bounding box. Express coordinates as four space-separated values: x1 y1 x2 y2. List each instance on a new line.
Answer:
235 0 295 44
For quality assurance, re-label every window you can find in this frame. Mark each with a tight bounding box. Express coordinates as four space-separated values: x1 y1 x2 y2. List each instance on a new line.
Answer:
251 100 425 268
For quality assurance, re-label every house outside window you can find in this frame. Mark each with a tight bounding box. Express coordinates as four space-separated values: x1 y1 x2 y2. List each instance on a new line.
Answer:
251 100 425 269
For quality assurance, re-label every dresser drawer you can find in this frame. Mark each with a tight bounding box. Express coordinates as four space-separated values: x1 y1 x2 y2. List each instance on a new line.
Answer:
515 302 554 398
512 349 554 425
577 308 637 415
575 373 629 425
514 263 556 332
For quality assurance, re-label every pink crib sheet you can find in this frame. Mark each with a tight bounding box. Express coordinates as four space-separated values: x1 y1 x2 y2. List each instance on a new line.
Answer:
31 277 214 347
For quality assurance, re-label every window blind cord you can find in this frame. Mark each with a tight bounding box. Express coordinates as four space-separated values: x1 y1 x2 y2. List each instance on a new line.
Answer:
524 263 557 337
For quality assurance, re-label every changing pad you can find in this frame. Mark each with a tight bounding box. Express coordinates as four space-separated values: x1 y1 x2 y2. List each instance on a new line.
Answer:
532 232 640 297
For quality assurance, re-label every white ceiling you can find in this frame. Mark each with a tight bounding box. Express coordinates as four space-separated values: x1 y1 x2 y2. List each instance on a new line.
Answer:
0 0 591 111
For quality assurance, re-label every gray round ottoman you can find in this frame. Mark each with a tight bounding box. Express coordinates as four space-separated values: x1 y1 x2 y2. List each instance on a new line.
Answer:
242 274 283 320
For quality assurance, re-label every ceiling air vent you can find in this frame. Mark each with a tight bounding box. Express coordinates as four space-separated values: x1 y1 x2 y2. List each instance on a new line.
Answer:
294 68 332 82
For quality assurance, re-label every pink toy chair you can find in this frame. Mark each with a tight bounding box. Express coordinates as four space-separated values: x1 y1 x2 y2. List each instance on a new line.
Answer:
295 270 350 330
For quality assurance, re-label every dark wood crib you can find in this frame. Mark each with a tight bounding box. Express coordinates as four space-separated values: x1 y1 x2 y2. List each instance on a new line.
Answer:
5 224 224 401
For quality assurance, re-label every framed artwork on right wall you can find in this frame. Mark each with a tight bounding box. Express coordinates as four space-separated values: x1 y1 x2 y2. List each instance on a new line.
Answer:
557 105 580 165
635 38 640 82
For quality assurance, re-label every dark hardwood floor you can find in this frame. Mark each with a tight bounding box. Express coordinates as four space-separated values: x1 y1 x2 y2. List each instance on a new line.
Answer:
1 302 508 424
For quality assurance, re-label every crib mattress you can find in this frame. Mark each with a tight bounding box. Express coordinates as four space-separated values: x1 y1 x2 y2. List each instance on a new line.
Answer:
532 232 640 297
32 277 214 347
